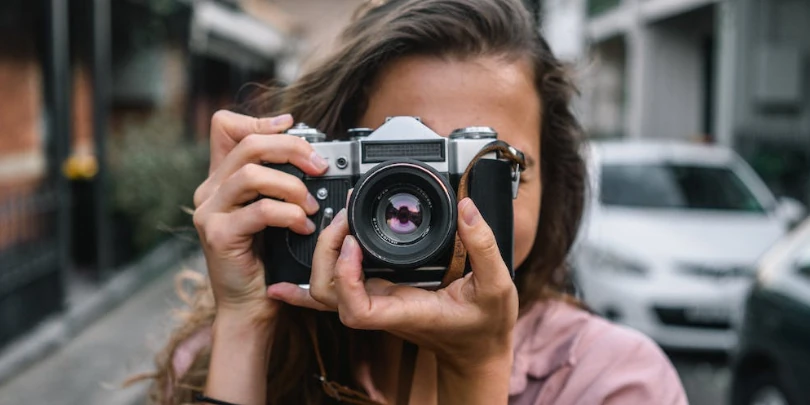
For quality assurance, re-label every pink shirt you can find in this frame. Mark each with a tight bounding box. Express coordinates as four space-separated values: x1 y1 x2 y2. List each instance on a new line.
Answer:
509 300 688 405
172 300 688 404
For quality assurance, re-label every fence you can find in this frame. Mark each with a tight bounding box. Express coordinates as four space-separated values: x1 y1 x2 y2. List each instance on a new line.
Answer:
0 184 64 348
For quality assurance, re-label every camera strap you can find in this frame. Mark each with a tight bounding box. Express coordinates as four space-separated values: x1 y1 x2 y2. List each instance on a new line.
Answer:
307 317 385 405
310 141 525 405
441 140 527 288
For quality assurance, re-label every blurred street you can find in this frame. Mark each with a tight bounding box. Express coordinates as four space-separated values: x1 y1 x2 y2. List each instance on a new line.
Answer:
0 254 202 405
672 352 730 405
0 251 732 405
1 0 809 404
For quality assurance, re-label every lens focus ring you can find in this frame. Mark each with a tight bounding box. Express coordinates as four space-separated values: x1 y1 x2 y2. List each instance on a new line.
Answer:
347 160 457 270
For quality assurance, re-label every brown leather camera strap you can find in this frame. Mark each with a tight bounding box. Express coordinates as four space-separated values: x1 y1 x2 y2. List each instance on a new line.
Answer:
307 318 383 405
311 141 524 405
307 316 416 405
440 141 526 288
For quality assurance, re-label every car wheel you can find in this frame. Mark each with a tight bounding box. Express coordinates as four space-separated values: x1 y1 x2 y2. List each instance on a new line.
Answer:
750 386 789 405
738 373 792 405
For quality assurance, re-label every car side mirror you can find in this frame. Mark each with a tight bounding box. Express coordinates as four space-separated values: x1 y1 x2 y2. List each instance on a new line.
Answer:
775 197 806 227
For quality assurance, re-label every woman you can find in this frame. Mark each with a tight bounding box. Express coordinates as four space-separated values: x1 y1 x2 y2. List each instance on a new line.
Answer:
147 0 687 404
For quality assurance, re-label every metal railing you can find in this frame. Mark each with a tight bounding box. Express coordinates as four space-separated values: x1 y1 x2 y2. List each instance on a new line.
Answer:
0 184 64 348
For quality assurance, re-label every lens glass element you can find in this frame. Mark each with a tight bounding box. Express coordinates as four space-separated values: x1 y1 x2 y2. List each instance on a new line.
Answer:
374 186 432 245
385 193 423 234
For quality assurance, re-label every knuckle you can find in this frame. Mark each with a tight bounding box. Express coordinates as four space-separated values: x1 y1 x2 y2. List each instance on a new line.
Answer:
290 135 314 156
250 116 264 134
483 277 516 302
494 280 516 298
288 179 309 202
193 183 208 208
470 229 499 257
203 220 229 249
309 287 329 303
287 207 307 226
236 163 262 184
241 133 263 152
338 309 364 328
256 199 276 219
211 110 232 130
192 209 206 232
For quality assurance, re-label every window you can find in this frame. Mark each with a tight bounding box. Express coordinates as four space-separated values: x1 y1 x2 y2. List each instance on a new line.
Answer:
600 164 765 212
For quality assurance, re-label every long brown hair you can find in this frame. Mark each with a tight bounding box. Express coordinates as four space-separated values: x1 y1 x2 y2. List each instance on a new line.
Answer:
143 0 586 403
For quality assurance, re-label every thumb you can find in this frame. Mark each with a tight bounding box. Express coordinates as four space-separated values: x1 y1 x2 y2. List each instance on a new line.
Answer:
456 198 510 288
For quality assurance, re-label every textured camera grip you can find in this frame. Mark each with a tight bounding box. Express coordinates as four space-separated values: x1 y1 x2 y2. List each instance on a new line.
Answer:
260 162 353 285
267 162 304 178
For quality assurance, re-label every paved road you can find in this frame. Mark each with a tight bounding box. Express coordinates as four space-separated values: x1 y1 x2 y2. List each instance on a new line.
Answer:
671 351 731 405
0 261 187 405
0 257 732 405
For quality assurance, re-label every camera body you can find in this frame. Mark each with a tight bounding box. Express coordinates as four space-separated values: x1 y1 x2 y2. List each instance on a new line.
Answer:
261 116 519 288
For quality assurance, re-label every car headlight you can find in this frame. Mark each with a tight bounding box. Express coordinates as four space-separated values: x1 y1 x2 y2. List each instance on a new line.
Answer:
579 247 648 277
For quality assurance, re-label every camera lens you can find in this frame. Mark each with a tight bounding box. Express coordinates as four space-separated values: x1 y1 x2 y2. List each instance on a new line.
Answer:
376 189 432 244
348 160 456 270
385 193 422 235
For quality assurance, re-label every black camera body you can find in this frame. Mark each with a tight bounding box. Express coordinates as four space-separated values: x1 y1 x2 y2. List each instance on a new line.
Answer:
261 116 520 288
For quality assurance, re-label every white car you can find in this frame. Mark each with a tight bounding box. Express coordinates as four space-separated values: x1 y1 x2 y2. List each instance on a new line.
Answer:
572 141 803 351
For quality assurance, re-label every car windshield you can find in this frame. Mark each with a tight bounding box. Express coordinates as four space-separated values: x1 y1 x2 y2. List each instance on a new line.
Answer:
600 163 765 212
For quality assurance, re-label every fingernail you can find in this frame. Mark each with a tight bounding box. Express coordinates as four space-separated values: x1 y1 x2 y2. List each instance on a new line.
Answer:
333 208 347 226
310 151 329 171
460 198 480 226
339 236 356 260
305 218 317 233
305 193 320 213
270 113 292 126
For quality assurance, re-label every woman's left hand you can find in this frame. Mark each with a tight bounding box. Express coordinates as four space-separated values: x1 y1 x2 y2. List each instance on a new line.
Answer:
266 197 518 378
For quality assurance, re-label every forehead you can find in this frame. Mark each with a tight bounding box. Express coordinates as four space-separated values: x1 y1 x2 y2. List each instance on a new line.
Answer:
358 55 541 152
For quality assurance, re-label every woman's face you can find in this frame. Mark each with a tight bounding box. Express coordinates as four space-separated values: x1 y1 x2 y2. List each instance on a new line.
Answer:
358 55 543 269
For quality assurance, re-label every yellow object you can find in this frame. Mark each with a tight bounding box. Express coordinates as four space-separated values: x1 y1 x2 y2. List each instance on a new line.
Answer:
62 154 99 180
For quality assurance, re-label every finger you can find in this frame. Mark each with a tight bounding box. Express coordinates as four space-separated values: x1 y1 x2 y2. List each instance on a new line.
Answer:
209 163 319 215
333 236 418 330
225 198 315 237
209 134 329 196
333 235 379 329
363 277 399 296
209 111 294 173
309 209 349 308
266 283 335 311
456 198 511 292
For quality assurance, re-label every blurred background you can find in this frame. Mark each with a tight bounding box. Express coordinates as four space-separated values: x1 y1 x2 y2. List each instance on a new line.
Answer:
0 0 808 404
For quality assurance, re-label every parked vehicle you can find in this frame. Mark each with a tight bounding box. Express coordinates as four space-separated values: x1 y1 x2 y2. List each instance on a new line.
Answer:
730 217 810 405
572 141 802 351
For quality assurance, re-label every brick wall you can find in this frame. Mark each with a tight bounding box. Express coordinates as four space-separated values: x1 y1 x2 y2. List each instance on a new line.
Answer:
0 55 45 191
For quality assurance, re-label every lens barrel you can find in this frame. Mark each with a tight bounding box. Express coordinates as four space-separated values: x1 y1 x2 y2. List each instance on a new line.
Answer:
348 160 456 270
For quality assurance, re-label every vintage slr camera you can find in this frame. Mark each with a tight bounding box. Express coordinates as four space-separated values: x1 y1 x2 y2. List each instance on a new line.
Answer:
261 116 522 288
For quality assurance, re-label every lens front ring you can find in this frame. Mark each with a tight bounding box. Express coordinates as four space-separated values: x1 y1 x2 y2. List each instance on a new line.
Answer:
348 160 457 270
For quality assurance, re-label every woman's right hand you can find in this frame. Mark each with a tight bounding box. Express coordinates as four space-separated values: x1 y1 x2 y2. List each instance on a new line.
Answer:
192 110 330 325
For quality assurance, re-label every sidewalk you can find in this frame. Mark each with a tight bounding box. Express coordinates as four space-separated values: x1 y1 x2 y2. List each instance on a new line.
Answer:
0 253 204 405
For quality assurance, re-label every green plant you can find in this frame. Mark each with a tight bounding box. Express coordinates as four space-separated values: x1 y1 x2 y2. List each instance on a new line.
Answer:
109 113 208 254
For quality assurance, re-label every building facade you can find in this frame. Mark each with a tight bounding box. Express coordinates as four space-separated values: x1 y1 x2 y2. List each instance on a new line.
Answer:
543 0 810 201
0 0 295 349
